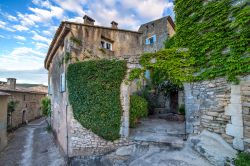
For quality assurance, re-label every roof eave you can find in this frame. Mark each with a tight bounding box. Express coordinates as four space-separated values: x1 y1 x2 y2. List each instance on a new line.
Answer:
44 22 71 70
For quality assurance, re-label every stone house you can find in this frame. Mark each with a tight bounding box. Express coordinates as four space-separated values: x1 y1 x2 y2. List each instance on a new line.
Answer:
44 15 175 157
0 92 10 151
0 78 47 129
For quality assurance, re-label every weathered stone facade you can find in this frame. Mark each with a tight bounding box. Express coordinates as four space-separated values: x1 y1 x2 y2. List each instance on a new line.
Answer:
0 78 47 129
139 16 175 53
241 77 250 150
45 15 175 158
0 92 10 151
185 76 250 151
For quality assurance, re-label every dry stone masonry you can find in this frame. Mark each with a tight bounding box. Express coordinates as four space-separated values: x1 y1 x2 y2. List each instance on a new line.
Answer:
185 76 250 151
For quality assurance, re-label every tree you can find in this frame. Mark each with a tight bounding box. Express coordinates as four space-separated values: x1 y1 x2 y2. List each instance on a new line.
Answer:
41 97 51 127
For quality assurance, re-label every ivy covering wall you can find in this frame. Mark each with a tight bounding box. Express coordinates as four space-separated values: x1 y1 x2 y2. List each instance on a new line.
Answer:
174 0 250 82
130 0 249 84
67 60 127 140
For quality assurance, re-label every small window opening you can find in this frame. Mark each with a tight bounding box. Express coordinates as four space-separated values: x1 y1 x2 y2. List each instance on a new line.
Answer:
101 41 105 48
149 37 154 44
100 40 112 50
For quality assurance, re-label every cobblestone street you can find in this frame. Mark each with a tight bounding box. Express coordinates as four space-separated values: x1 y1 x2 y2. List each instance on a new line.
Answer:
0 118 65 166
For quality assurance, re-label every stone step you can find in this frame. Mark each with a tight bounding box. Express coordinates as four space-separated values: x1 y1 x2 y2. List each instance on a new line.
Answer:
131 130 186 137
130 131 185 148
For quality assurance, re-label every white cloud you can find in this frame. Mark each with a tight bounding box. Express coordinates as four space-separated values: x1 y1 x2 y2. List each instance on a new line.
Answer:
12 24 29 31
0 20 15 32
66 16 83 23
53 0 86 15
32 0 52 8
121 0 173 20
0 47 45 71
17 4 64 27
5 13 18 21
34 42 49 50
31 31 51 44
0 35 5 38
42 30 52 36
14 35 26 41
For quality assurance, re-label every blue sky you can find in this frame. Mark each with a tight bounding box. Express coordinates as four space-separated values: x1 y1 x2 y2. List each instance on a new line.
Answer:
0 0 174 85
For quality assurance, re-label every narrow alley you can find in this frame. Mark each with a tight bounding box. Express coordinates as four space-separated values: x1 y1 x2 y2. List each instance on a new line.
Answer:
0 118 65 166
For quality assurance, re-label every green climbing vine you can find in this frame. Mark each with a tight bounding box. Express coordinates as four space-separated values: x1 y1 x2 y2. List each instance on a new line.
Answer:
129 48 195 86
174 0 250 82
130 0 249 84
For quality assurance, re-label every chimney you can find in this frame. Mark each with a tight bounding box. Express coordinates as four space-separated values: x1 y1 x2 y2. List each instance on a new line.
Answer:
111 21 118 29
83 15 95 26
7 78 16 90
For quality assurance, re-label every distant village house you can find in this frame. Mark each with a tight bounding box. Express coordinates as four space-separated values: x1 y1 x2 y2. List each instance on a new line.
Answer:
0 78 47 130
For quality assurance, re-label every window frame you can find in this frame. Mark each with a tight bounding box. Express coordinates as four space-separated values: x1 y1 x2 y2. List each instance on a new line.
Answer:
60 72 66 93
100 40 113 51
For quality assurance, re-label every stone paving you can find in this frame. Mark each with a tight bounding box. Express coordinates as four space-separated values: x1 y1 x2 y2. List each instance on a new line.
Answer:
130 118 186 147
0 118 65 166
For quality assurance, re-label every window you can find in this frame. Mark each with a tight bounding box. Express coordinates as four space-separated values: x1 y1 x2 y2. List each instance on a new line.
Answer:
100 40 112 50
146 35 156 45
145 70 150 80
60 72 66 92
101 41 105 48
106 43 111 50
48 76 53 95
23 95 26 101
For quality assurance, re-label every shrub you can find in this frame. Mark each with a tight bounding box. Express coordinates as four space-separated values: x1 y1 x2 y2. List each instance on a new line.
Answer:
130 95 148 128
41 97 51 117
178 104 185 115
7 100 19 113
234 152 250 166
67 60 126 140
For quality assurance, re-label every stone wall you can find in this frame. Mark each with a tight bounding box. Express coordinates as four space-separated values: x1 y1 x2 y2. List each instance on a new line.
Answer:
0 93 9 151
241 78 250 150
139 16 169 53
6 92 45 129
185 76 250 151
68 109 133 157
67 23 142 61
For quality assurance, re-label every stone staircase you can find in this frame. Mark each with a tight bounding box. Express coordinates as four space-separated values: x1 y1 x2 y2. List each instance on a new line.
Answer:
129 118 186 148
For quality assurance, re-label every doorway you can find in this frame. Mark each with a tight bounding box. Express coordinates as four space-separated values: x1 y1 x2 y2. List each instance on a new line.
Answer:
22 110 26 124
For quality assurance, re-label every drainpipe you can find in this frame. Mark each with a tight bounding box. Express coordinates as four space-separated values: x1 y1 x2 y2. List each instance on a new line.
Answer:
66 104 69 163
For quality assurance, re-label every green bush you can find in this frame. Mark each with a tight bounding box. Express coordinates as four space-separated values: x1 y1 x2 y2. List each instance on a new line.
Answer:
67 60 126 141
130 95 148 128
234 152 250 166
178 104 185 115
41 97 51 117
7 100 19 113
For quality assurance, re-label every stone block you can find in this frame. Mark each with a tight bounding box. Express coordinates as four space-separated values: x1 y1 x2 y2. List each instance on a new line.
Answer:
115 145 136 156
233 138 244 151
202 115 213 120
231 85 241 95
243 109 249 115
190 130 237 166
242 102 250 107
231 115 243 127
244 130 250 138
206 111 219 117
243 121 250 127
225 104 242 115
243 115 250 122
230 95 241 104
226 124 243 138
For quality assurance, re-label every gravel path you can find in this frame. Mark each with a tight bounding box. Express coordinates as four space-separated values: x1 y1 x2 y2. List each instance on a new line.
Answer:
0 118 65 166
